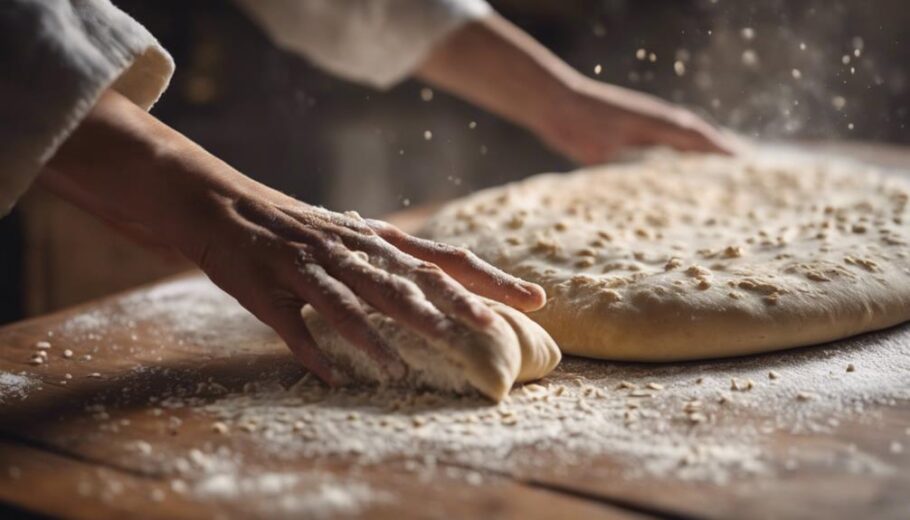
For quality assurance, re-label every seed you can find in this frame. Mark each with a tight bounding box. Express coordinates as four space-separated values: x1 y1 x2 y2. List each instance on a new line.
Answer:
688 413 707 424
846 363 855 372
63 349 74 359
683 400 703 413
796 392 816 401
35 341 52 350
211 422 229 434
768 370 780 380
646 382 664 390
618 381 636 390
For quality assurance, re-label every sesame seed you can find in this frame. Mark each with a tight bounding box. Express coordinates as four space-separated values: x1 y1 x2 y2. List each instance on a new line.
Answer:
796 392 816 401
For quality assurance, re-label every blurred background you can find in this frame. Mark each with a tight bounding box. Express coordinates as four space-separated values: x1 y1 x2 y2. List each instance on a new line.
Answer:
2 0 908 324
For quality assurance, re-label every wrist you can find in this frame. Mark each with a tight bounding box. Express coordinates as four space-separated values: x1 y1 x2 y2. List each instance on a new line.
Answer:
524 70 591 143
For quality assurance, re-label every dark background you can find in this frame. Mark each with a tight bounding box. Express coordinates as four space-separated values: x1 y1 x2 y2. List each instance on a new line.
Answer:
115 0 910 214
1 0 908 324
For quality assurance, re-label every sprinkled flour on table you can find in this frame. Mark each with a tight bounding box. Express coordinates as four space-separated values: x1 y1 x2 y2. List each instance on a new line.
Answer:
194 322 909 485
193 469 391 518
44 276 910 504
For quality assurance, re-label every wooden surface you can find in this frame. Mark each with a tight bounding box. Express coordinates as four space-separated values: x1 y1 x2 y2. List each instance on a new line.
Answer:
1 142 909 519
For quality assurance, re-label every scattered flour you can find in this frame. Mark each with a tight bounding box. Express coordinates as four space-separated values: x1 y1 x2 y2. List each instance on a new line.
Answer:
195 323 910 486
0 372 39 403
194 470 390 518
52 276 910 506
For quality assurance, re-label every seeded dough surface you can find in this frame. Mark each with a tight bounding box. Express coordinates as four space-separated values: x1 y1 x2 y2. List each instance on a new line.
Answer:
421 150 910 361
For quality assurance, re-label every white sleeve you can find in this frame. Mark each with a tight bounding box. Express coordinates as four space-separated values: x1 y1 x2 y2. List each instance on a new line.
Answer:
0 0 174 216
234 0 491 89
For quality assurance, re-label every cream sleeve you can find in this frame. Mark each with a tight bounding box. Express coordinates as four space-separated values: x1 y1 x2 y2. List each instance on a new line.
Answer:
234 0 491 89
0 0 174 215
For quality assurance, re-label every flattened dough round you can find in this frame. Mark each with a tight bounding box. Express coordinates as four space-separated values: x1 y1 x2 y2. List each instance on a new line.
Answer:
422 150 910 361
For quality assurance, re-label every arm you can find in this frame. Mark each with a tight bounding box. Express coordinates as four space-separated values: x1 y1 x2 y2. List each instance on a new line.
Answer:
41 90 546 382
237 1 730 163
417 13 736 164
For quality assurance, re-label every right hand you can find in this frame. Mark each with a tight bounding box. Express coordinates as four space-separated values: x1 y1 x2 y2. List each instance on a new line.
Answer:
42 90 546 385
191 191 547 384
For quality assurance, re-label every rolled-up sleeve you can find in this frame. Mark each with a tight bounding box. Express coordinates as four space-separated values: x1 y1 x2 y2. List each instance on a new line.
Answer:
0 0 174 215
234 0 491 89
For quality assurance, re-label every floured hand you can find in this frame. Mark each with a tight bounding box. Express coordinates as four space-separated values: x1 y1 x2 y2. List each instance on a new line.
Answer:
42 90 546 388
195 195 547 384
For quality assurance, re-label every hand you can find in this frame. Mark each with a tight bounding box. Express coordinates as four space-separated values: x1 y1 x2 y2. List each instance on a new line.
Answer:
531 79 738 165
42 90 546 385
418 14 738 165
194 194 547 383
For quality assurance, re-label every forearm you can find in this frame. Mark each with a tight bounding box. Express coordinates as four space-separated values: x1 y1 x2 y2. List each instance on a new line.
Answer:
40 90 268 262
419 13 733 164
417 13 580 134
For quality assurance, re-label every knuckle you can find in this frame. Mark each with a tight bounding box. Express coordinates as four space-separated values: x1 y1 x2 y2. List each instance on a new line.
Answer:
444 245 471 260
415 262 448 282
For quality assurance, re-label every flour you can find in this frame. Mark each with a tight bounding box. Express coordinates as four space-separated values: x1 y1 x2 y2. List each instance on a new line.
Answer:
0 372 39 403
196 319 910 485
56 275 910 503
193 470 390 518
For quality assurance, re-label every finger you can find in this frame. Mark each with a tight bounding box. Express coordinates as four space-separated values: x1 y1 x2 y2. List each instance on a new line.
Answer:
316 242 460 339
294 261 406 379
258 300 337 385
652 112 734 155
341 232 498 330
367 219 547 312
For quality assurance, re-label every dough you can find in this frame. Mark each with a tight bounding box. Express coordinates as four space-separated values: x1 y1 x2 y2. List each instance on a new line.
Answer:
421 149 910 361
302 299 560 401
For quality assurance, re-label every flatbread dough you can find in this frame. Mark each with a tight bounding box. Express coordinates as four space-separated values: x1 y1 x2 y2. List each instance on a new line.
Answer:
302 299 560 401
421 150 910 361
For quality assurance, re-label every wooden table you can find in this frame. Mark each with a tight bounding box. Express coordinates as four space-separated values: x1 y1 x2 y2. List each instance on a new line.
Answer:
1 143 908 519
